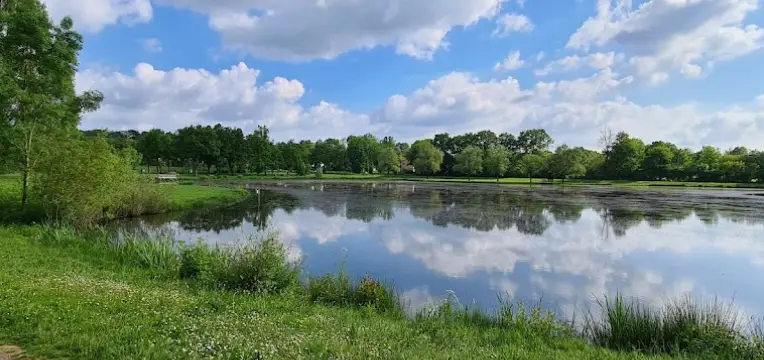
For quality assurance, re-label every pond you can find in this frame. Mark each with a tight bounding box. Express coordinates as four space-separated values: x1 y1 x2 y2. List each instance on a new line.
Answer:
115 181 764 318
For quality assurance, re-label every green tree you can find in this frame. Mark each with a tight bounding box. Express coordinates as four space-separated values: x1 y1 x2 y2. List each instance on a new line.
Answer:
347 134 378 173
483 146 510 182
310 138 347 171
409 140 443 177
376 146 400 175
433 133 456 174
692 146 721 181
475 130 499 151
246 125 274 175
175 126 205 175
1 1 103 210
605 132 645 179
517 129 553 155
136 129 172 174
546 145 586 182
642 141 677 180
455 145 483 181
215 125 246 174
517 154 546 183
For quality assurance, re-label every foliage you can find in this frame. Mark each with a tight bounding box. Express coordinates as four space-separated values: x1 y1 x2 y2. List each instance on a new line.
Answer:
454 146 483 180
0 0 103 210
483 146 510 180
376 145 400 175
347 134 379 174
517 154 547 182
32 136 168 227
214 234 302 294
307 266 403 315
585 294 763 359
409 140 444 176
546 145 588 181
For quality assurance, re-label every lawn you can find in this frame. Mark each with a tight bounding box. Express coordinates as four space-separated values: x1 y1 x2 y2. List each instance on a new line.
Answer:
0 226 673 360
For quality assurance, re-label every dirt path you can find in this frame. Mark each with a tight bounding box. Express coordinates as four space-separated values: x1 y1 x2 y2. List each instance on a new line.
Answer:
0 345 24 360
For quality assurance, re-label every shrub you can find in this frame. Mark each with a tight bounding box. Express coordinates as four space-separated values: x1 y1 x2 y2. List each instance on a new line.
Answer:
307 266 403 315
214 234 301 294
314 167 323 179
585 294 762 358
32 137 171 227
179 243 226 286
112 234 179 274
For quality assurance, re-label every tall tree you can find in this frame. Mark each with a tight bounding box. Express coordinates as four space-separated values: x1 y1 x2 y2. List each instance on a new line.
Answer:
215 124 246 174
517 153 546 184
455 145 483 181
246 125 273 175
605 132 645 180
376 146 400 175
347 134 378 174
546 145 586 182
136 129 172 174
1 1 103 209
517 129 553 155
642 141 677 180
483 146 510 182
409 140 443 177
433 133 456 174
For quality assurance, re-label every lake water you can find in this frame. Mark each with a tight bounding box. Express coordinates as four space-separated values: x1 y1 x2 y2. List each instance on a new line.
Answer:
117 181 764 318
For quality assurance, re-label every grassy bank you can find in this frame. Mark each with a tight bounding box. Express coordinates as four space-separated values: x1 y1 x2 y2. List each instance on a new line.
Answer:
0 176 250 223
1 227 761 359
181 173 764 189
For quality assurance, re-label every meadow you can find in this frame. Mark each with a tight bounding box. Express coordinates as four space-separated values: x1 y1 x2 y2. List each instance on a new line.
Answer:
1 223 762 359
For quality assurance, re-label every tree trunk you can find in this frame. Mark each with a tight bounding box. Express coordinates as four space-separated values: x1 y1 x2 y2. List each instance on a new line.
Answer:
156 158 160 174
496 176 499 183
528 175 532 184
21 157 29 212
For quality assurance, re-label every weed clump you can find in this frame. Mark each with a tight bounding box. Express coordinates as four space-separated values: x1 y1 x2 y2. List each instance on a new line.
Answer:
307 267 403 315
585 294 764 359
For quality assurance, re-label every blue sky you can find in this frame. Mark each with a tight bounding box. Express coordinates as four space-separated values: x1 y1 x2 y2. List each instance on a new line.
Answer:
44 0 764 149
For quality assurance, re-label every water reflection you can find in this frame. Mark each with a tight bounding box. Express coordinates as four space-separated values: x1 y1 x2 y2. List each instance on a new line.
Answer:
116 182 764 319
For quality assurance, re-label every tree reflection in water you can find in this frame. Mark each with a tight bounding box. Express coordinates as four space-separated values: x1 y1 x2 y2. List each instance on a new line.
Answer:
117 182 764 240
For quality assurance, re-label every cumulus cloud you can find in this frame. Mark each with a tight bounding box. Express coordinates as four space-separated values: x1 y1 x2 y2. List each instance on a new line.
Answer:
567 0 764 80
79 60 764 149
41 0 152 32
492 13 534 37
494 51 525 72
142 38 163 53
152 0 507 61
76 62 371 140
535 52 623 76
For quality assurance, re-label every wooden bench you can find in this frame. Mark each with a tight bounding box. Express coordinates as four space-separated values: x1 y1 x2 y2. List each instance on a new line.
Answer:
156 173 178 184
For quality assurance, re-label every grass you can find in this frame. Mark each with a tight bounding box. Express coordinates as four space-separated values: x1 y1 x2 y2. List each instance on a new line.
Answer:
183 172 764 189
585 294 763 358
1 226 761 359
0 176 250 224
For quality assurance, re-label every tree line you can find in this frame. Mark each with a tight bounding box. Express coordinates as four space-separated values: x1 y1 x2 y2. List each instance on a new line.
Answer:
85 125 764 183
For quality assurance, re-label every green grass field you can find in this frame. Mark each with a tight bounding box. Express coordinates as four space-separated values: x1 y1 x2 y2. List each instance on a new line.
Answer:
0 176 250 223
180 172 764 189
0 227 677 360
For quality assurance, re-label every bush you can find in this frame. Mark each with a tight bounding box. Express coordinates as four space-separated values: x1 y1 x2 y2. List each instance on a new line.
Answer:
32 137 171 227
314 167 323 179
214 234 301 294
179 244 226 286
307 266 403 315
112 234 179 274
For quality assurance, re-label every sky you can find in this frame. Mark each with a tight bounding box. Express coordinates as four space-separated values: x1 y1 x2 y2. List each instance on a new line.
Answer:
41 0 764 149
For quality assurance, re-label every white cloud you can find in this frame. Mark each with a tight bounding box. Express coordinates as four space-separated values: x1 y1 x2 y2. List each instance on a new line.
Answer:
757 94 764 107
567 0 764 80
76 62 371 140
153 0 506 61
79 61 764 149
142 38 163 53
493 13 534 37
494 50 525 72
535 51 546 62
41 0 152 32
535 52 623 76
